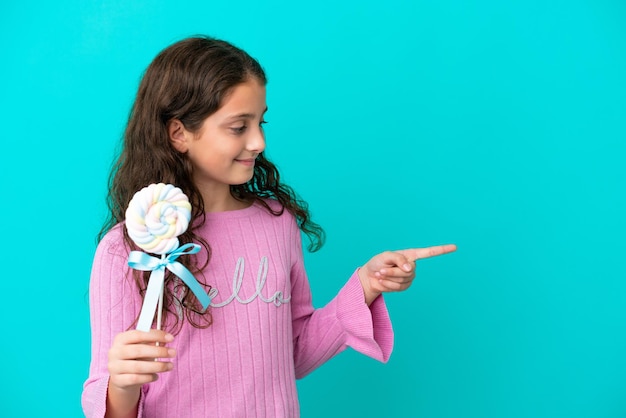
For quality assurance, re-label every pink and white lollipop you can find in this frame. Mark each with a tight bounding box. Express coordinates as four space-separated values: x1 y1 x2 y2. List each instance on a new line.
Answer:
125 183 209 332
125 183 192 255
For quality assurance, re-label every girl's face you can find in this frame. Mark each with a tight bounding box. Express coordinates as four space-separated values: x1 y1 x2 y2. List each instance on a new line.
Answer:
172 78 267 195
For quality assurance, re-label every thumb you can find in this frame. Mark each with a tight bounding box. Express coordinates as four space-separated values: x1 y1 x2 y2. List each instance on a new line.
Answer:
375 251 413 272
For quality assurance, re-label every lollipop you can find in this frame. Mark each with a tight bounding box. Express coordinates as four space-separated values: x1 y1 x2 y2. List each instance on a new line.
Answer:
125 183 191 255
125 183 211 332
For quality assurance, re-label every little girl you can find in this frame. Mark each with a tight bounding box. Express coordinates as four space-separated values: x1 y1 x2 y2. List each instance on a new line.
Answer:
82 36 456 418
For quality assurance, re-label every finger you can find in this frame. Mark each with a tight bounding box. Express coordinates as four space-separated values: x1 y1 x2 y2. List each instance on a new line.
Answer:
114 329 174 346
110 373 159 388
109 359 174 375
398 244 457 262
377 279 411 292
377 273 414 286
114 345 176 361
376 265 415 279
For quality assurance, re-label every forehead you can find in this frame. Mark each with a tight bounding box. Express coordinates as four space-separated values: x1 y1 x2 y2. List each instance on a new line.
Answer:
217 79 267 115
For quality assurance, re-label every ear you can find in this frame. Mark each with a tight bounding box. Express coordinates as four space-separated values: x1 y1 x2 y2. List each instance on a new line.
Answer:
168 119 190 153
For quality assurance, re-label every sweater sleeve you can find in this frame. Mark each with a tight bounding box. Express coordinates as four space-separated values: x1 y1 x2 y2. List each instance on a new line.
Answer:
81 227 147 418
289 225 394 379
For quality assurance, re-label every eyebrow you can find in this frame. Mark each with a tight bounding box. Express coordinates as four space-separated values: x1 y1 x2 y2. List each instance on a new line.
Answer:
225 107 268 121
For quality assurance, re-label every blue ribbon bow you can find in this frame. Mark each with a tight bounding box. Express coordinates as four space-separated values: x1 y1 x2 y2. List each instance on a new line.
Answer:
128 243 211 332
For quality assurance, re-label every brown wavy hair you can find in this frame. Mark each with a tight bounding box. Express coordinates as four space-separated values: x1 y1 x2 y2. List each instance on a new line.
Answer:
99 36 325 333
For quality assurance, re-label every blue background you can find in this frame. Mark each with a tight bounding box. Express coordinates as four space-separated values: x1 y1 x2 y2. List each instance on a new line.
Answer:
1 1 625 417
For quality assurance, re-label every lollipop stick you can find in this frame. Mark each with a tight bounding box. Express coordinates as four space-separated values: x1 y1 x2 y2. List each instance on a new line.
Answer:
157 254 164 331
156 254 165 349
157 282 164 330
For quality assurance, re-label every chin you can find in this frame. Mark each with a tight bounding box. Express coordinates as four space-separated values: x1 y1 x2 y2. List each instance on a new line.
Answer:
231 175 255 186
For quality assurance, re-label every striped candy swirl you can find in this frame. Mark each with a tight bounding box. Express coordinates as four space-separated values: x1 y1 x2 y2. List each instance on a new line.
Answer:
125 183 192 254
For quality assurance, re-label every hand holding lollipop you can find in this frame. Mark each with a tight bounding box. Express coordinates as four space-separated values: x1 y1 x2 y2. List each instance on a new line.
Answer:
125 183 211 332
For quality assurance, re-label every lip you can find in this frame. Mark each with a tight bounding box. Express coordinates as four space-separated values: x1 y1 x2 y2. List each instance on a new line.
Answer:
235 158 256 167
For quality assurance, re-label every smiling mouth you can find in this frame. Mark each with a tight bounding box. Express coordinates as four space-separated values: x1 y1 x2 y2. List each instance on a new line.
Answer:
235 158 256 166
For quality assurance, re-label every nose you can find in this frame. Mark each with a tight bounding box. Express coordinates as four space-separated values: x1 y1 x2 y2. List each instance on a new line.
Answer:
246 126 266 154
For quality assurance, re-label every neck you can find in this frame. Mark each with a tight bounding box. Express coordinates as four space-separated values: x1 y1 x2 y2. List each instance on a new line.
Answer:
195 181 251 213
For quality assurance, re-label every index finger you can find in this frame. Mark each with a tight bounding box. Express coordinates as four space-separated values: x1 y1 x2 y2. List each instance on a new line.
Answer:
114 329 174 345
398 244 457 262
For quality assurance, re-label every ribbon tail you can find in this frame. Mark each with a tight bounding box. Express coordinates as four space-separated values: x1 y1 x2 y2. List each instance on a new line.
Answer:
136 268 165 332
168 261 211 310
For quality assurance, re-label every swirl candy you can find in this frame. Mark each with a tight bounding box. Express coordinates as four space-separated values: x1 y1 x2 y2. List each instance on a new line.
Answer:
125 183 192 255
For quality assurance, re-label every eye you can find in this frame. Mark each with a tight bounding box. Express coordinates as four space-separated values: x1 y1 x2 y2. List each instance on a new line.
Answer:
230 124 247 135
260 120 268 129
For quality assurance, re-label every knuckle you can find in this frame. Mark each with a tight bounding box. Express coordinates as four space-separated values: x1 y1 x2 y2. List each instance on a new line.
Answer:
128 361 141 374
108 347 122 363
126 374 144 386
113 331 127 344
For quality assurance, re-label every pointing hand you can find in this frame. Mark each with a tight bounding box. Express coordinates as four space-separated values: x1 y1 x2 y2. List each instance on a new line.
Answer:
358 244 457 305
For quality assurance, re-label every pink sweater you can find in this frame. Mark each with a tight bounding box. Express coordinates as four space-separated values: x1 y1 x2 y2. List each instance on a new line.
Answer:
82 201 394 417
